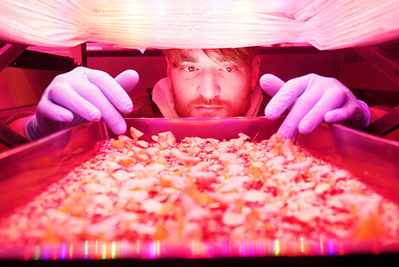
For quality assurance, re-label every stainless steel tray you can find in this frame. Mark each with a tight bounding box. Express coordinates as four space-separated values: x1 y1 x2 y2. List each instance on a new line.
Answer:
1 117 399 260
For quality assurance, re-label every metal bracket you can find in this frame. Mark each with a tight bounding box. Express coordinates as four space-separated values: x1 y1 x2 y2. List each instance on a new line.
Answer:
354 46 399 136
69 43 87 67
363 104 399 136
354 46 399 87
0 121 29 148
0 43 28 72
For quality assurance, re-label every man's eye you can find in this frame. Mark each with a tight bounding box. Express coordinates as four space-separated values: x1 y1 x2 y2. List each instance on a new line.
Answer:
184 66 197 72
222 66 234 72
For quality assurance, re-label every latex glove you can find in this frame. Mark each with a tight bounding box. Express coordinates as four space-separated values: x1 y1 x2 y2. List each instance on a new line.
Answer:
25 67 139 140
260 73 372 140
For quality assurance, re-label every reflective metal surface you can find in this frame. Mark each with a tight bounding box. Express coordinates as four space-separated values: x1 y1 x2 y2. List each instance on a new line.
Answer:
298 123 399 204
0 121 108 219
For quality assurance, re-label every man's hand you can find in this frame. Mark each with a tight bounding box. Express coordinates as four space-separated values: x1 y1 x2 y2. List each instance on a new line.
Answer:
25 67 139 140
260 73 371 140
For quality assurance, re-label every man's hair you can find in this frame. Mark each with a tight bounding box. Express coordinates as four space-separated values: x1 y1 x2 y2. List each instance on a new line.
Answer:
164 47 259 69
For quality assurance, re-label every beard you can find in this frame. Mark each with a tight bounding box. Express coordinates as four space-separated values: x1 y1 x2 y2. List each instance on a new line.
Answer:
172 90 252 118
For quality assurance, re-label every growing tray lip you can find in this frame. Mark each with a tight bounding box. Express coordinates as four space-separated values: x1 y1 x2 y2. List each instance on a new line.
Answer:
1 238 399 261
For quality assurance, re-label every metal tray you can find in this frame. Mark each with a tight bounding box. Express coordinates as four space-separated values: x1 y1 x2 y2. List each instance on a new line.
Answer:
1 117 399 261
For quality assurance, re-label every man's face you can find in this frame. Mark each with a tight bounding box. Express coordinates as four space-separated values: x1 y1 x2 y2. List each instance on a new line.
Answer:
167 49 259 117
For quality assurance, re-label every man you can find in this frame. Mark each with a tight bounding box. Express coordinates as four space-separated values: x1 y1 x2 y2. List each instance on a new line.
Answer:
9 47 376 141
127 47 264 118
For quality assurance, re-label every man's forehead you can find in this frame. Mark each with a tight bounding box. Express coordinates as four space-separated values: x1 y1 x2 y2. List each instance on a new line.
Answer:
177 49 227 63
178 50 197 62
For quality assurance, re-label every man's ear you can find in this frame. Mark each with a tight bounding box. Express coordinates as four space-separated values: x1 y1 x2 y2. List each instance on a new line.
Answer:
250 55 260 88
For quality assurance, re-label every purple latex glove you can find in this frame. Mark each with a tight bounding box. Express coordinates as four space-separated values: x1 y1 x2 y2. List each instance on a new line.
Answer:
25 67 139 140
260 73 372 140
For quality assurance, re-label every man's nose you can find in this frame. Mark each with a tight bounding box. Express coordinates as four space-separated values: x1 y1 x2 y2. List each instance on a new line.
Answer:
197 70 220 100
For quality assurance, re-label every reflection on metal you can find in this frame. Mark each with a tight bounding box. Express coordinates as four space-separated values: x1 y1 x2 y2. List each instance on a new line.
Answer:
120 117 284 142
0 121 108 218
297 123 399 204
